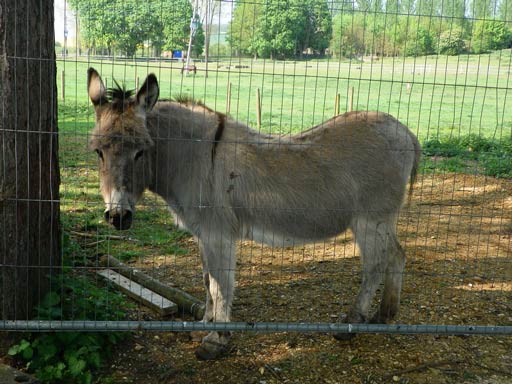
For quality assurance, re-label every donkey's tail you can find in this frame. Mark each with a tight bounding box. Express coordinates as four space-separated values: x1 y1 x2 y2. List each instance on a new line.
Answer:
407 135 422 201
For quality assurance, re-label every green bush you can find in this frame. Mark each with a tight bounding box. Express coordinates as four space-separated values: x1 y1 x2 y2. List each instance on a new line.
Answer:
472 20 512 54
422 134 512 178
8 273 131 384
438 27 466 55
405 26 434 57
208 43 231 57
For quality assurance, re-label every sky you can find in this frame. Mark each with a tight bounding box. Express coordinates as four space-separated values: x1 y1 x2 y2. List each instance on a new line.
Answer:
55 0 76 45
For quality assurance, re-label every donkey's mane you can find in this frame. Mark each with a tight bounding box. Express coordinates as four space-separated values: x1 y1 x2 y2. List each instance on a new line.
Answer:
170 94 226 159
107 80 135 112
172 94 220 115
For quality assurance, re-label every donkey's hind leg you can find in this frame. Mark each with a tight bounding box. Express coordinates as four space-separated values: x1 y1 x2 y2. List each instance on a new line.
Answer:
370 231 405 324
334 217 388 340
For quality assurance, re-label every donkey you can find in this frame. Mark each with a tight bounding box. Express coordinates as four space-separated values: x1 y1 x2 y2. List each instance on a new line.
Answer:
87 68 421 360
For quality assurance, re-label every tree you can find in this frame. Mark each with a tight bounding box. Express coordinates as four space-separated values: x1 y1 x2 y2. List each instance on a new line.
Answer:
356 0 382 12
403 20 435 56
253 0 307 58
159 0 195 52
472 20 512 53
69 0 193 56
192 17 206 57
416 0 442 16
499 0 512 20
330 13 367 58
227 0 264 56
0 0 61 319
301 0 333 56
228 0 332 59
197 0 222 74
471 0 493 19
438 26 467 54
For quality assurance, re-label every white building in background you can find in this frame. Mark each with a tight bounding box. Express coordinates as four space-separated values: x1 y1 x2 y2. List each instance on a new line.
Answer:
54 0 76 48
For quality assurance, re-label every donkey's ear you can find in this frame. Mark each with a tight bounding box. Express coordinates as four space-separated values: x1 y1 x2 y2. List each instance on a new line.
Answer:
136 74 159 112
87 67 107 107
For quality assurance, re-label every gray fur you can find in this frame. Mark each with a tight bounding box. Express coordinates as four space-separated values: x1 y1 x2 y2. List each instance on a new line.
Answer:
87 68 421 359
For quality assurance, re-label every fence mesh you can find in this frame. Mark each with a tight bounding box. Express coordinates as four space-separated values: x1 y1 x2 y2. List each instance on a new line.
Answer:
3 0 512 341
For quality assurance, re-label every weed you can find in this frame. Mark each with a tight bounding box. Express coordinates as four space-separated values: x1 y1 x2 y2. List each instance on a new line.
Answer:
422 135 512 178
8 272 131 384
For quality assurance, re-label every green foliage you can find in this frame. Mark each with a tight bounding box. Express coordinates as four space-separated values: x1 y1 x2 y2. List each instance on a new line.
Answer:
404 24 435 57
227 0 263 56
228 0 332 59
68 0 193 56
438 26 467 55
472 20 512 53
159 0 195 53
209 43 230 56
252 0 305 58
331 13 367 58
471 0 493 19
8 272 130 384
191 17 206 57
328 1 509 57
422 135 512 178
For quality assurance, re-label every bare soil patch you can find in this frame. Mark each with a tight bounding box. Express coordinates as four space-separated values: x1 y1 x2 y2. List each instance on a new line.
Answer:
99 173 512 383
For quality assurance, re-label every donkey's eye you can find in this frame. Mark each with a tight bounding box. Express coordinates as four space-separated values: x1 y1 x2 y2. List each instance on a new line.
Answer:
134 150 144 161
95 149 104 160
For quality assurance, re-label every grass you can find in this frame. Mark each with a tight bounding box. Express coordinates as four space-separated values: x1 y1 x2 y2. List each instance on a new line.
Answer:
57 51 512 140
421 135 512 177
57 53 512 267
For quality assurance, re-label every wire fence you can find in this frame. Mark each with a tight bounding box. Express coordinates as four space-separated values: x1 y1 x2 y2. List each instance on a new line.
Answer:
2 0 512 342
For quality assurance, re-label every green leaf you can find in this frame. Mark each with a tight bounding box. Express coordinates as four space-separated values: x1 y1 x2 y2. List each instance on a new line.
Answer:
68 356 87 376
8 339 31 357
87 351 101 369
40 291 61 308
36 342 58 362
82 371 93 384
8 345 21 356
56 332 80 344
22 346 34 360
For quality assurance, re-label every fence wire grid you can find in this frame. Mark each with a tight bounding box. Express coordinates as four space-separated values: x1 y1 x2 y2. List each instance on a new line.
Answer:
2 0 512 342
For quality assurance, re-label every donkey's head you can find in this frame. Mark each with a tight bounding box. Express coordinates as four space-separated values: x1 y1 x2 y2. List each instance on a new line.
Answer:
87 68 159 230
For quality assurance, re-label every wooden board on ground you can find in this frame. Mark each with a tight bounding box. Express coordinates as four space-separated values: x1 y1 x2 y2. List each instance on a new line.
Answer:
100 255 205 319
98 269 178 316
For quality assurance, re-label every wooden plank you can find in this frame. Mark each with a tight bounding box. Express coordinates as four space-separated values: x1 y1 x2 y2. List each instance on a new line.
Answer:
100 255 205 319
97 269 178 316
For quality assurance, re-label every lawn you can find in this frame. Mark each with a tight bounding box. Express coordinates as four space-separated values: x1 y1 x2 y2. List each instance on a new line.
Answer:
57 51 512 272
57 51 512 141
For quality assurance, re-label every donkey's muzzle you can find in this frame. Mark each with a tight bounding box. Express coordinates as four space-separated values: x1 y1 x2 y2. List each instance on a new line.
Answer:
105 210 133 230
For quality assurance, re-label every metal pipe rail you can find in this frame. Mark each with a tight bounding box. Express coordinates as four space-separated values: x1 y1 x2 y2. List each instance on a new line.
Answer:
2 321 512 335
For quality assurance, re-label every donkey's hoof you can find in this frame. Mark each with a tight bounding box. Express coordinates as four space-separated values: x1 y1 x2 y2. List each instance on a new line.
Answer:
194 340 230 360
369 309 397 324
369 313 388 324
333 332 357 341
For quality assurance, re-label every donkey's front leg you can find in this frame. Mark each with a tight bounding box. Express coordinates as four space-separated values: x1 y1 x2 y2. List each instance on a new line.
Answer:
195 235 236 360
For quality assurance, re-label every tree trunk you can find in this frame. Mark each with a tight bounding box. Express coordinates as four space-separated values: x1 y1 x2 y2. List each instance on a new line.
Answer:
0 0 61 320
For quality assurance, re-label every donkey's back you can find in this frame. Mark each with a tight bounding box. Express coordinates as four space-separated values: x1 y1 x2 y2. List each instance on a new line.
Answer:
216 111 420 245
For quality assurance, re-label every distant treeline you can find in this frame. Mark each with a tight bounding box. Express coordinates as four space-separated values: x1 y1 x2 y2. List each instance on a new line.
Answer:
68 0 512 58
228 0 512 58
68 0 204 57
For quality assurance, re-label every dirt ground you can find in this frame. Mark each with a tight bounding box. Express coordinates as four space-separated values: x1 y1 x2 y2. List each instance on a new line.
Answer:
3 172 512 383
93 172 512 384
